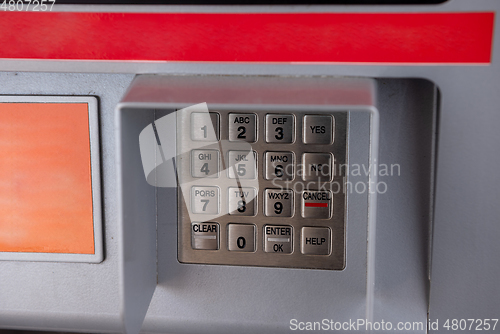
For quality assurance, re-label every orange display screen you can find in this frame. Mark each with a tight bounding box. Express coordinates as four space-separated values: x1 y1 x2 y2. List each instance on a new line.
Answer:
0 103 94 254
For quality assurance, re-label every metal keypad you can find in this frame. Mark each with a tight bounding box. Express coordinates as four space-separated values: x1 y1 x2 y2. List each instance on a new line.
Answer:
178 109 347 270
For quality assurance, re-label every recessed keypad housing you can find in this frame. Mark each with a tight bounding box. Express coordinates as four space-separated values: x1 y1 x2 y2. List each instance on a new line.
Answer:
177 109 348 270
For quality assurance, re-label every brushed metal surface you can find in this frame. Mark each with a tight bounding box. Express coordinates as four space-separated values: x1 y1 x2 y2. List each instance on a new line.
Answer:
191 149 219 178
264 225 293 253
301 152 333 182
191 222 219 250
191 112 219 141
301 190 332 219
265 114 294 143
264 189 294 217
303 114 334 144
264 151 294 181
178 107 348 270
228 187 257 216
191 186 219 214
301 227 331 255
227 224 256 252
228 113 257 142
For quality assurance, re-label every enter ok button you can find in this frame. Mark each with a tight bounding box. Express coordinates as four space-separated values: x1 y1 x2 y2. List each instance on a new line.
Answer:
301 227 331 255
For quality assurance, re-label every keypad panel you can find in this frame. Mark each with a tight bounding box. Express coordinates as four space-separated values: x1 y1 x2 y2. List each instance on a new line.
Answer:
178 109 347 270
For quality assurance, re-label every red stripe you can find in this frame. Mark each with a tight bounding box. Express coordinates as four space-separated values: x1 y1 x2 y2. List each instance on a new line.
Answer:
305 202 329 208
0 12 494 63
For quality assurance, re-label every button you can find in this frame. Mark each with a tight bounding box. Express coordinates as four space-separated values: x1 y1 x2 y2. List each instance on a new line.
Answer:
228 113 257 142
264 152 294 181
191 112 219 141
301 153 333 181
191 150 219 178
228 187 257 216
227 150 257 179
301 190 332 219
264 189 294 217
264 225 293 253
303 115 334 144
191 222 219 250
301 227 331 255
191 186 219 214
265 114 294 143
228 224 256 252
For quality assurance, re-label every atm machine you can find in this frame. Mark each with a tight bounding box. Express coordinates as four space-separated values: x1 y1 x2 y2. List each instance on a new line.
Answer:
0 1 499 333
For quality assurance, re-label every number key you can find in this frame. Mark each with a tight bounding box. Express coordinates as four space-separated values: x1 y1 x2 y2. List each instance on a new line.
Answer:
228 113 257 142
303 115 334 144
264 151 294 181
227 150 257 179
265 114 294 143
227 224 256 252
191 150 219 178
228 187 257 216
264 189 293 217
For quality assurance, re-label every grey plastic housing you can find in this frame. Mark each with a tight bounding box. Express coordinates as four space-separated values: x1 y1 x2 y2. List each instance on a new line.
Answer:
117 75 379 331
